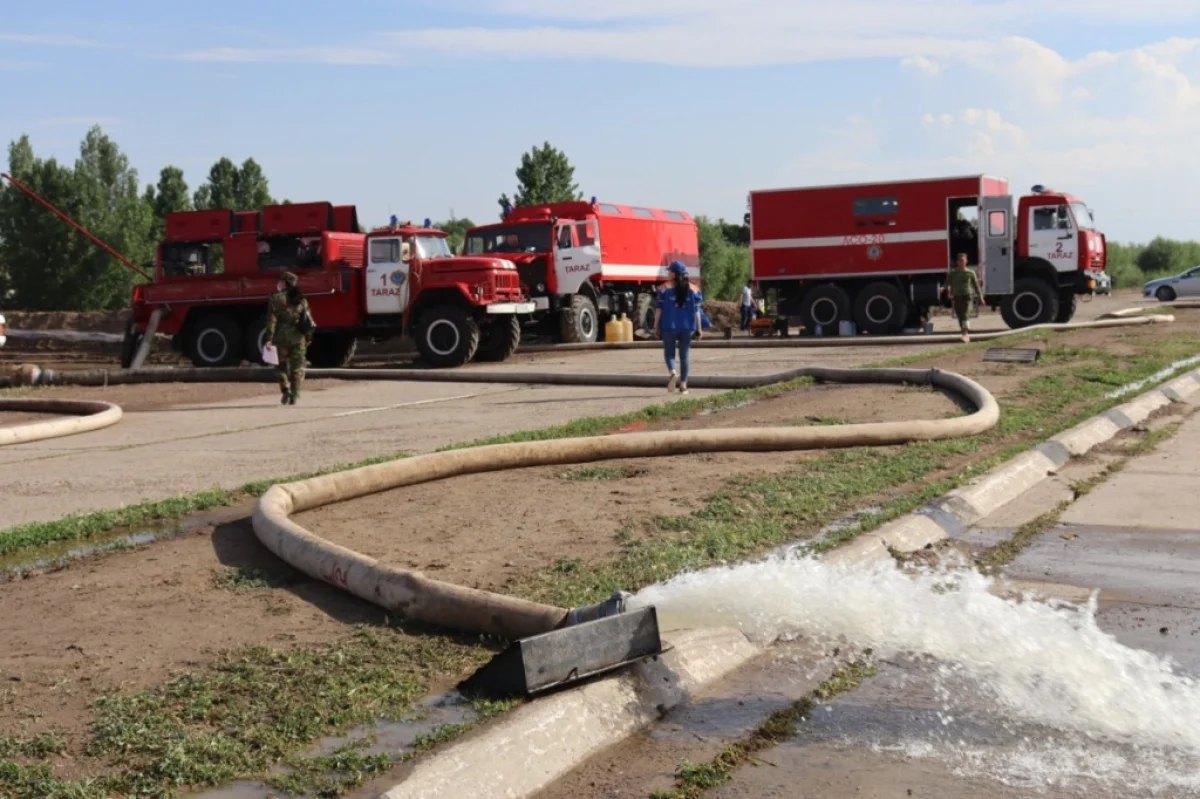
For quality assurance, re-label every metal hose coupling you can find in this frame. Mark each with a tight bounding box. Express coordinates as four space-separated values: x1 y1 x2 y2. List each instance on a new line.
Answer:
562 589 633 627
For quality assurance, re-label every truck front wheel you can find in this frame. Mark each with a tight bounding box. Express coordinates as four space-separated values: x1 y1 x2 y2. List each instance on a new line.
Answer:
1054 292 1077 324
1000 278 1060 329
799 284 852 334
475 315 521 362
416 305 480 367
560 294 599 344
186 313 243 367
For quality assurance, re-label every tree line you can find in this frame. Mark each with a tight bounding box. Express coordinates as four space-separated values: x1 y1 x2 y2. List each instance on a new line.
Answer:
2 128 1190 312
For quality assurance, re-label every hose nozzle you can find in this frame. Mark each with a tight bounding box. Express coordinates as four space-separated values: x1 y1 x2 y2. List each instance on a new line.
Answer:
563 589 632 627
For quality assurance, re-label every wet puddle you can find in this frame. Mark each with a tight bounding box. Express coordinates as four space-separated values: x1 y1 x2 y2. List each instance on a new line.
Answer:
0 505 248 580
197 692 478 798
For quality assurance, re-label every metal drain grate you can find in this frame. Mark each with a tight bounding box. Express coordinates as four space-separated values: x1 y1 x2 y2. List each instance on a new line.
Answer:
983 347 1041 363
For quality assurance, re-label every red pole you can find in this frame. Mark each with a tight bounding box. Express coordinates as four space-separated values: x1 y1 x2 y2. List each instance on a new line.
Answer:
1 172 152 281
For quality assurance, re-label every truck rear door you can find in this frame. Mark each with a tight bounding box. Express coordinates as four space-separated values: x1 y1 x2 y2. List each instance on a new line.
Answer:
980 195 1014 296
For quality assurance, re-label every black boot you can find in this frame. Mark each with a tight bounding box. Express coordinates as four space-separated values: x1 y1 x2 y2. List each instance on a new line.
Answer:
281 389 291 405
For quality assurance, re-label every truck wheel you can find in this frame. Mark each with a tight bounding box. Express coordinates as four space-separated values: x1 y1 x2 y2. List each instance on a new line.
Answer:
853 282 909 335
799 284 852 333
416 305 480 367
245 314 270 365
307 332 358 368
119 316 142 369
560 294 599 344
1000 278 1060 329
634 292 656 337
186 313 243 367
1054 292 1077 324
475 315 521 362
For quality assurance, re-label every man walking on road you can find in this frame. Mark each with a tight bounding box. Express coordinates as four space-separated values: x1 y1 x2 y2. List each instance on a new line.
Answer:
266 271 314 405
740 282 755 331
947 253 982 343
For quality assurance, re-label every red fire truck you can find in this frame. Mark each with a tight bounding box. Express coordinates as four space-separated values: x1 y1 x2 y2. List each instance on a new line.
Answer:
462 199 700 342
128 206 535 368
748 175 1106 335
1 174 534 369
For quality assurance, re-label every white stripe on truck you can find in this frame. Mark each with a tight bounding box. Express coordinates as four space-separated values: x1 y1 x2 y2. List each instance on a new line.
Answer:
751 229 948 249
600 264 700 277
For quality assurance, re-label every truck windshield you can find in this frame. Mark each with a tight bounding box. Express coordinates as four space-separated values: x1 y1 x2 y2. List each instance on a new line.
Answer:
464 223 552 255
414 235 452 259
1070 202 1094 230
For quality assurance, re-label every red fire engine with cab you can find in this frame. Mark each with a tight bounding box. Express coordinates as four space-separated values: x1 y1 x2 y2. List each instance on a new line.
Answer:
463 199 700 342
1 173 534 369
748 175 1106 335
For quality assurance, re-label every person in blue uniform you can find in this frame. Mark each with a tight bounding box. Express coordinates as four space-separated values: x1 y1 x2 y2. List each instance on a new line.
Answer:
653 261 703 394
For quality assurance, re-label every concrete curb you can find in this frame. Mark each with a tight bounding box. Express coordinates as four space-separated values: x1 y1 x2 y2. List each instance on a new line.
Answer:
382 366 1200 799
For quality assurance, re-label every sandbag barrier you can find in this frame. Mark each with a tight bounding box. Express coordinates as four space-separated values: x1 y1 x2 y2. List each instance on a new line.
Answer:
249 365 999 640
0 397 122 446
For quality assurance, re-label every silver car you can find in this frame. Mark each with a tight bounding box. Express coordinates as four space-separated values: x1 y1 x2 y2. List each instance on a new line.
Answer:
1144 266 1200 301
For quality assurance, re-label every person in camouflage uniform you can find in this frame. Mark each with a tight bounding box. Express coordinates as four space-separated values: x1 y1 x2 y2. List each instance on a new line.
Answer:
947 252 982 343
266 271 312 405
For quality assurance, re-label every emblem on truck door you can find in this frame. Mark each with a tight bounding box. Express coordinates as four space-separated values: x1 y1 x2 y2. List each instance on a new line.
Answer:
390 270 406 285
867 245 883 261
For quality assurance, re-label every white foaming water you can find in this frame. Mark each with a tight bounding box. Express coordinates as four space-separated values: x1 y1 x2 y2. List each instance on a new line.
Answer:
628 555 1200 753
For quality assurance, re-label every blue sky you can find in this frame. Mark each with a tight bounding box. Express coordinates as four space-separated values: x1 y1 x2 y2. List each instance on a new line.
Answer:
2 0 1199 243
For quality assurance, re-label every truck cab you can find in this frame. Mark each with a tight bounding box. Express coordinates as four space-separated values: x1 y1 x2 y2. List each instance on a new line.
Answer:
464 201 699 343
362 219 533 367
1016 187 1106 276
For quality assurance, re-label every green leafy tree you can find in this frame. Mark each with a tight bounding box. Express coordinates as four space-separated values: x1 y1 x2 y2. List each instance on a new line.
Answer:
435 212 475 253
695 216 750 301
143 166 191 239
0 127 152 310
194 157 274 210
497 142 582 218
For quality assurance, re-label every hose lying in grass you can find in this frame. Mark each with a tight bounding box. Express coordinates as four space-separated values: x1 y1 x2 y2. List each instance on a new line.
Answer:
250 365 998 640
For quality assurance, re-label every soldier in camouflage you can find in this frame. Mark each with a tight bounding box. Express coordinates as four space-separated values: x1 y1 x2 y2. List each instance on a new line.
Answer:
266 271 312 405
947 252 982 343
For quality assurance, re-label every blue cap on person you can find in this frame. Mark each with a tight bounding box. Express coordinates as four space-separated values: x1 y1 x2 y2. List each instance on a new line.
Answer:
668 261 688 275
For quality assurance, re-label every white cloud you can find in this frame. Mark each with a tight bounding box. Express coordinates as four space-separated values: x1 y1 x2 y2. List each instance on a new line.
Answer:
0 33 108 48
903 55 942 76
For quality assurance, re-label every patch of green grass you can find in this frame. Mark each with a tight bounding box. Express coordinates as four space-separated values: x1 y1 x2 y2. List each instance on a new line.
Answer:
211 566 289 592
651 661 877 798
267 739 394 798
560 465 647 481
0 733 66 760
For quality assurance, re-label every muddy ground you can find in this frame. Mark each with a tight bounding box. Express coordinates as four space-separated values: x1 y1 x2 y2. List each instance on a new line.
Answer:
0 310 1196 780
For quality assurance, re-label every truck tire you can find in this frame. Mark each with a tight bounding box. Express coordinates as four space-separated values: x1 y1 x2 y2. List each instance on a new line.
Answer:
799 284 852 333
1054 292 1077 324
560 294 599 344
119 316 141 369
853 282 909 335
245 314 270 365
186 313 243 367
307 332 358 368
635 292 656 337
416 305 480 367
475 315 521 362
1000 277 1059 329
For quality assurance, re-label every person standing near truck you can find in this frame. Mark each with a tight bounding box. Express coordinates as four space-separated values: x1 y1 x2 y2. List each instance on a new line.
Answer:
947 252 982 343
654 261 703 394
266 271 313 405
740 282 755 331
